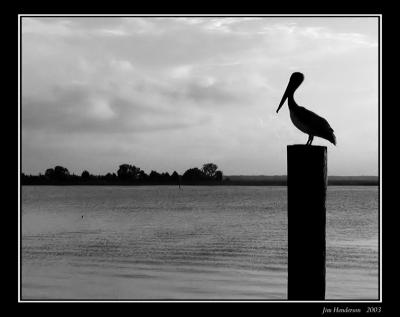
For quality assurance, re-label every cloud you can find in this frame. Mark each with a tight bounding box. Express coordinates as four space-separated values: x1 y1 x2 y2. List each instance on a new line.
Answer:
22 82 212 134
22 18 74 36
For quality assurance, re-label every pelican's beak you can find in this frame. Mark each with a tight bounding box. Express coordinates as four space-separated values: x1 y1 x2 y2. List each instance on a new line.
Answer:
276 81 291 113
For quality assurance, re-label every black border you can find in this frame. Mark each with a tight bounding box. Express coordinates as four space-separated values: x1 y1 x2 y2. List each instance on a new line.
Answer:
18 14 382 304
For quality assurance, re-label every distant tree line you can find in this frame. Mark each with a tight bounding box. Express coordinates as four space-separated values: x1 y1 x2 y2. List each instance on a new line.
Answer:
21 165 378 186
21 163 224 186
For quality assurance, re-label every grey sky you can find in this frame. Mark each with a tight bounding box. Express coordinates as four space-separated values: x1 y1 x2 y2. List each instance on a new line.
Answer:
21 16 379 176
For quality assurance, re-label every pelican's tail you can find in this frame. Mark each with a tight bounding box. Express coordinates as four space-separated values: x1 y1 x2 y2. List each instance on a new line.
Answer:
328 132 336 146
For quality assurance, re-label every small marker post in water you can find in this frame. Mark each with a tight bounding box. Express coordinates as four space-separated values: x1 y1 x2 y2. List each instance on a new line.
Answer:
287 145 327 300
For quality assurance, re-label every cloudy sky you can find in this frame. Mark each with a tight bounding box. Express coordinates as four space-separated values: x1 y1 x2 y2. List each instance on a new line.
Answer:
21 16 379 176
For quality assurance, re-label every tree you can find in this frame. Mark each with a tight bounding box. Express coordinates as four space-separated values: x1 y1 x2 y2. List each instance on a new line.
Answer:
149 170 161 182
117 164 141 181
45 168 55 179
44 166 70 182
138 170 148 181
161 172 170 183
104 173 117 183
171 171 180 185
215 170 223 182
53 166 70 181
81 170 90 180
182 167 206 182
171 171 179 180
202 163 218 178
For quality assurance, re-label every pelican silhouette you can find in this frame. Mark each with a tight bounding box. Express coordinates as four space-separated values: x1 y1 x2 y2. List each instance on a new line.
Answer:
276 72 336 146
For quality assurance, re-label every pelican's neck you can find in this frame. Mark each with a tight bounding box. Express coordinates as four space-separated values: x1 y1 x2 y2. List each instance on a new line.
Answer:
287 92 297 111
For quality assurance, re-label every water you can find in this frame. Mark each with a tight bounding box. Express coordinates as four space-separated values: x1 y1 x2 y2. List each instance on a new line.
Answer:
21 186 379 300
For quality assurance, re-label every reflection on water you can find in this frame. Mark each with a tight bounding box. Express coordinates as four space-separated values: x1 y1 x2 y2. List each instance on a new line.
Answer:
21 186 378 300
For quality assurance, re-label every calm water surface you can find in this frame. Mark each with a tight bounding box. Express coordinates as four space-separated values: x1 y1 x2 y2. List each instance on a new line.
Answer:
21 186 379 300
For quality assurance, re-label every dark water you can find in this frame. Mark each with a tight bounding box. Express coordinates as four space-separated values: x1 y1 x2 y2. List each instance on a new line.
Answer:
21 186 379 300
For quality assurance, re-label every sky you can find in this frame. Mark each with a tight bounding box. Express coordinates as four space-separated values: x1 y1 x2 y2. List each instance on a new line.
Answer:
21 16 379 176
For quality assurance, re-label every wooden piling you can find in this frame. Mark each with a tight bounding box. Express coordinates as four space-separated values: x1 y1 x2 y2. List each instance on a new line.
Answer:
287 145 327 300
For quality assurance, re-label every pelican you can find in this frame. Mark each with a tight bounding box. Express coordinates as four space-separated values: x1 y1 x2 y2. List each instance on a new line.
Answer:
276 72 336 146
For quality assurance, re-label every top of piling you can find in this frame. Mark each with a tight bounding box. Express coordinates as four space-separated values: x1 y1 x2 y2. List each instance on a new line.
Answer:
287 144 327 149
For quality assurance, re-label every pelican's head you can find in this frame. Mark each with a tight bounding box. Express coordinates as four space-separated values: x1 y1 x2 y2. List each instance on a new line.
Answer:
276 72 304 113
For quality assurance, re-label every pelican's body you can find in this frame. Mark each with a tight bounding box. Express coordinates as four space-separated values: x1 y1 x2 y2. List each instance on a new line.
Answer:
276 72 336 146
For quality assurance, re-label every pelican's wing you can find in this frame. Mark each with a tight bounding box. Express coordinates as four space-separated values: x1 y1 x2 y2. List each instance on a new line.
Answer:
296 106 334 136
